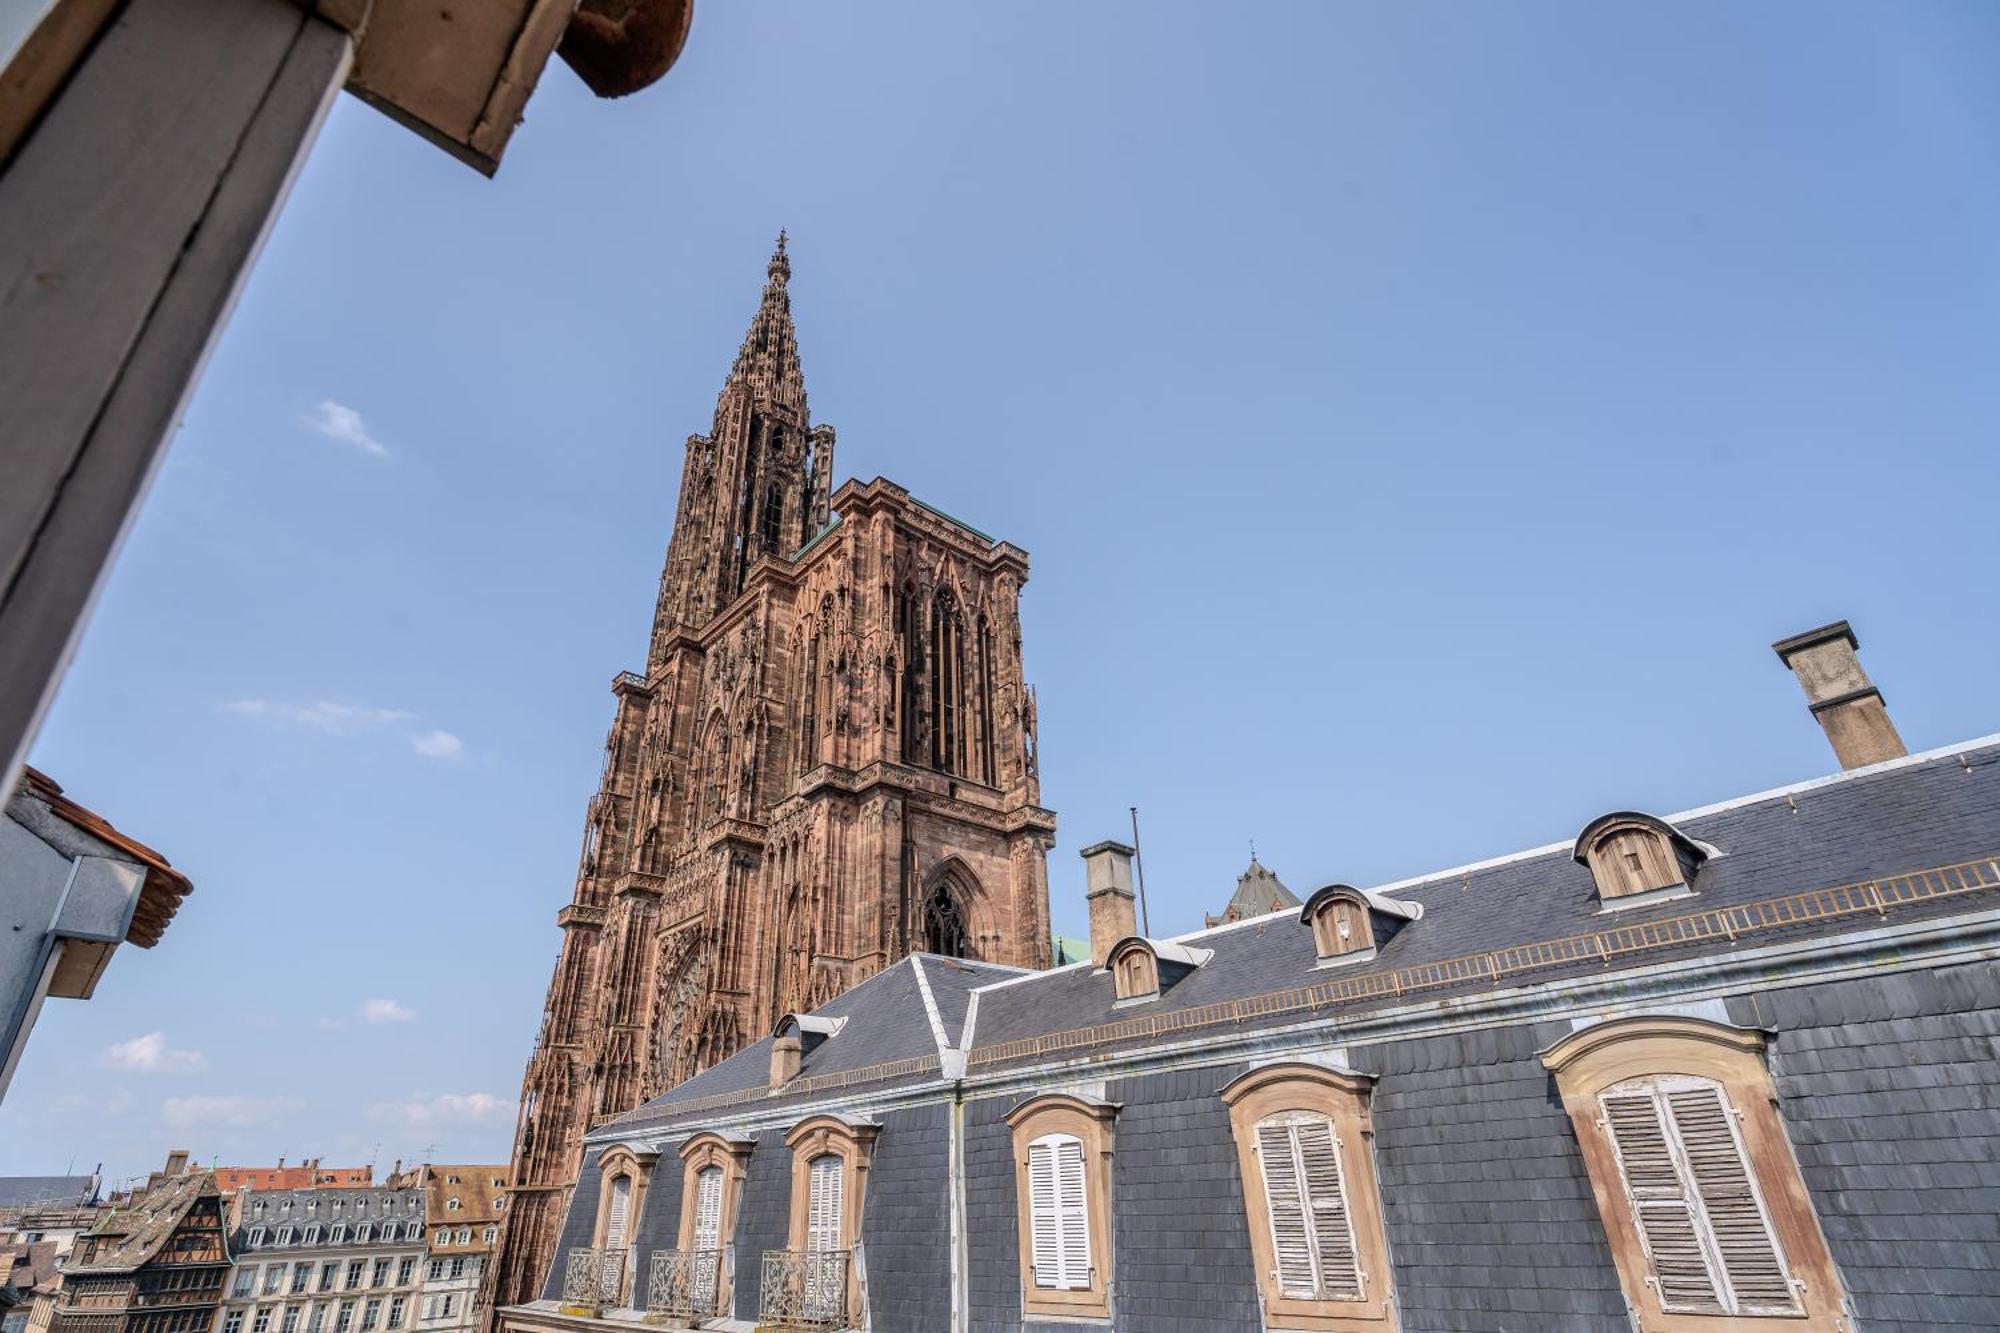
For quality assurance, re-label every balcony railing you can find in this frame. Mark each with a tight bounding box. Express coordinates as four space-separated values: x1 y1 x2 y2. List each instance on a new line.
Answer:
560 1248 626 1310
756 1249 849 1330
646 1249 723 1322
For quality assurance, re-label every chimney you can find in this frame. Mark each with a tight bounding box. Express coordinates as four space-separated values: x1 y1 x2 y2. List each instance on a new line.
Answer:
1774 620 1907 770
1080 840 1139 968
769 1033 802 1086
277 1157 285 1170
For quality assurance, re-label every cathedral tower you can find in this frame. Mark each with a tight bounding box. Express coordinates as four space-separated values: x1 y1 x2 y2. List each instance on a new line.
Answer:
485 237 1057 1315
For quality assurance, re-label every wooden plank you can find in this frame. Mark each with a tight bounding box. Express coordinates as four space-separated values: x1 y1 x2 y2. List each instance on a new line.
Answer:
0 0 300 597
0 0 349 792
0 0 120 170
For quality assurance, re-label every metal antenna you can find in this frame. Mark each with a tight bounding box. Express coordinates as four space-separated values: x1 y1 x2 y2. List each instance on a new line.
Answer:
1129 806 1152 937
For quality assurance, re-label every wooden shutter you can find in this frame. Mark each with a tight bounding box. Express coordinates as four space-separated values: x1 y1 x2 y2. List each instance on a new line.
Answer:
1053 1137 1091 1289
1256 1120 1317 1298
603 1176 630 1250
692 1167 723 1251
1600 1079 1796 1316
1665 1086 1796 1314
1026 1134 1091 1291
1295 1117 1362 1298
1257 1114 1362 1302
1027 1138 1061 1288
806 1155 844 1252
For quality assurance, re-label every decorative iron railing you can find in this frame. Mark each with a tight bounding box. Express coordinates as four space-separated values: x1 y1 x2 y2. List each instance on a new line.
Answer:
757 1249 849 1330
560 1248 626 1309
646 1248 724 1321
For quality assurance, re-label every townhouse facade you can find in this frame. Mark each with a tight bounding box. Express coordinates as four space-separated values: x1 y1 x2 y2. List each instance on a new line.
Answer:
499 625 2000 1332
219 1188 425 1333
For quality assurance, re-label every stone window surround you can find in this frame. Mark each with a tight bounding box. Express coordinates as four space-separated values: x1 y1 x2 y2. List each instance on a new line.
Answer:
589 1144 658 1307
1540 1014 1848 1332
674 1132 754 1254
1004 1093 1118 1321
1218 1061 1396 1332
782 1115 877 1254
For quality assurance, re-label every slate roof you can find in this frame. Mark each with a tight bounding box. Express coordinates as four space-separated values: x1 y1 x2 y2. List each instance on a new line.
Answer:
235 1186 423 1250
590 736 2000 1137
600 954 1026 1136
0 1176 97 1209
68 1172 216 1275
1212 855 1301 922
965 736 2000 1067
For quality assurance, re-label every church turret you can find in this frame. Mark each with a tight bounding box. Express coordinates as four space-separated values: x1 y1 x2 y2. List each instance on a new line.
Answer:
649 233 835 660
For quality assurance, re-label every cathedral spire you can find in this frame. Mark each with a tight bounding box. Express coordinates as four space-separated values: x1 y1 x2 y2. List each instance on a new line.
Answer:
724 231 806 418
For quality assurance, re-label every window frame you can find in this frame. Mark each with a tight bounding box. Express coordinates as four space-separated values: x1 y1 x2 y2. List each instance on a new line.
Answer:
675 1132 753 1258
1541 1014 1848 1332
1219 1062 1394 1331
589 1144 657 1308
1004 1094 1117 1320
781 1114 877 1321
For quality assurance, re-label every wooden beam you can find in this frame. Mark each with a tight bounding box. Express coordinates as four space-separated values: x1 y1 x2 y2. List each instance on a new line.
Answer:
0 0 350 793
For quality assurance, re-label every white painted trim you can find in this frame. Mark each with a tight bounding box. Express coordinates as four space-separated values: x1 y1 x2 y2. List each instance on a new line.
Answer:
1154 732 2000 950
909 957 950 1061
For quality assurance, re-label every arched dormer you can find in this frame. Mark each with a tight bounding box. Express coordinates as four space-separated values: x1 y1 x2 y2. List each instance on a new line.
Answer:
1104 936 1213 1005
1573 811 1711 909
1301 884 1421 968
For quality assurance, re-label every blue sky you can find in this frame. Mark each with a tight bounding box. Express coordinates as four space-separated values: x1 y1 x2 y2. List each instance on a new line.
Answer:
5 2 1999 1189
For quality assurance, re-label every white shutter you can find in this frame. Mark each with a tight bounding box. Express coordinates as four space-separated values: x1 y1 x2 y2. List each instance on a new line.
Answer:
1053 1138 1091 1290
1027 1139 1061 1288
1025 1134 1091 1291
603 1176 630 1251
806 1155 844 1252
1255 1122 1317 1298
1257 1114 1362 1302
1294 1117 1362 1299
1665 1086 1797 1314
692 1167 723 1251
1600 1079 1797 1317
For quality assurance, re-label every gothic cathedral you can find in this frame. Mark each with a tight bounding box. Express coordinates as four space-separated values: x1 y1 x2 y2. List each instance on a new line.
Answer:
486 237 1058 1312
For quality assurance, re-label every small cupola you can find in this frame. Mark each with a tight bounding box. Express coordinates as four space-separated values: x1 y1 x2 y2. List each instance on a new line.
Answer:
1301 884 1422 967
769 1013 847 1086
1572 811 1711 910
1105 936 1213 1005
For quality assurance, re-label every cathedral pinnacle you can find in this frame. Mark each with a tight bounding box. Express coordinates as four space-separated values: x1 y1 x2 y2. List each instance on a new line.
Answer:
725 232 805 416
769 229 790 282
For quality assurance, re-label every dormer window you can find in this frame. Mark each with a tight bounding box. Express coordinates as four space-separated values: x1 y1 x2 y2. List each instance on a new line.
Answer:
1302 885 1421 968
1104 937 1212 1005
1573 812 1711 910
769 1013 848 1086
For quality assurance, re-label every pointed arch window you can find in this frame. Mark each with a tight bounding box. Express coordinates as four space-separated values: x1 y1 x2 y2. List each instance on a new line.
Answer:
931 588 966 775
896 584 923 764
922 875 969 958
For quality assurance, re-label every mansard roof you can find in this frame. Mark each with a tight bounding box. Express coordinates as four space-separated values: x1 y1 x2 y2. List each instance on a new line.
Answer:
586 735 2000 1140
599 953 1027 1137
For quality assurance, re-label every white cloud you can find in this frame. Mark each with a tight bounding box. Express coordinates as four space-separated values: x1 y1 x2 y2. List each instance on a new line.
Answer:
304 400 389 457
162 1094 302 1129
409 730 464 762
98 1032 205 1075
54 1088 136 1118
360 998 416 1025
366 1092 513 1128
221 699 414 734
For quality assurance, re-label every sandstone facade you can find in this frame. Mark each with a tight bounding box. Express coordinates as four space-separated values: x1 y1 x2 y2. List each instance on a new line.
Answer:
484 238 1056 1315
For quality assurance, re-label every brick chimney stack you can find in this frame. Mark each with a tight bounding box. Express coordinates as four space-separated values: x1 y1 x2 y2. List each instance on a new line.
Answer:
1773 620 1907 771
1080 841 1138 968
